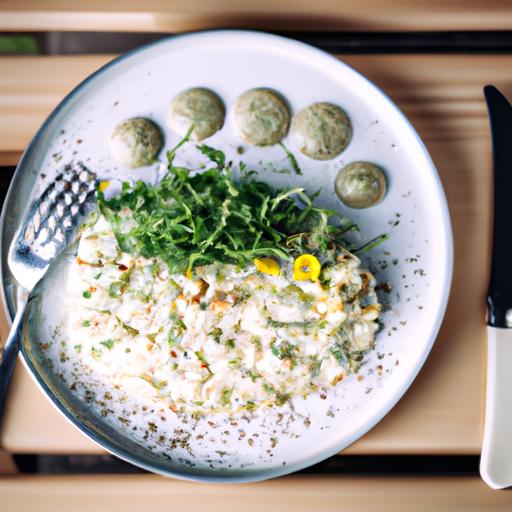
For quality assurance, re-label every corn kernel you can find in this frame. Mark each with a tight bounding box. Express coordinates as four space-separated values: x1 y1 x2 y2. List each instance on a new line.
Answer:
99 180 110 192
254 257 281 276
293 254 321 281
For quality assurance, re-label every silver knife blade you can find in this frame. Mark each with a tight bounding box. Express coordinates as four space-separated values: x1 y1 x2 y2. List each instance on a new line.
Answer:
484 85 512 328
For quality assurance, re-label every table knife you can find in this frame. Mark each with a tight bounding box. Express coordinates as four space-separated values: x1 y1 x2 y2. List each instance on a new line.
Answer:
480 85 512 489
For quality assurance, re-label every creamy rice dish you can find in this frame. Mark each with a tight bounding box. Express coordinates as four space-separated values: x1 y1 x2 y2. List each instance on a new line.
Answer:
68 216 380 414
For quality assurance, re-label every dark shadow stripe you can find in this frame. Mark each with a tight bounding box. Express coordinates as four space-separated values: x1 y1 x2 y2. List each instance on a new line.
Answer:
1 30 512 55
12 454 480 475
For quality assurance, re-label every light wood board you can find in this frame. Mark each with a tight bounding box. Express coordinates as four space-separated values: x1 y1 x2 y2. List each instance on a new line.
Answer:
2 475 512 511
0 1 511 32
0 53 502 454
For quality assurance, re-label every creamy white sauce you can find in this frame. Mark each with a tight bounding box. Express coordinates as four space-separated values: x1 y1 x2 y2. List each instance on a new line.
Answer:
67 215 380 413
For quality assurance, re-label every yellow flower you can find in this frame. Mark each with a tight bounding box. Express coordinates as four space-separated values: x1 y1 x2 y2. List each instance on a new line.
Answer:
98 180 110 192
254 257 281 276
293 254 321 281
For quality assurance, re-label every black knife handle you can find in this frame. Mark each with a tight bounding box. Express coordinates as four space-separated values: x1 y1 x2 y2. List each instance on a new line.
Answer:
484 85 512 328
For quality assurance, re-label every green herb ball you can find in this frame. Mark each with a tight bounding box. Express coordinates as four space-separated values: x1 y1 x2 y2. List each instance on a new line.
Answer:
109 117 163 168
168 88 225 141
291 102 352 160
233 89 290 146
335 161 387 209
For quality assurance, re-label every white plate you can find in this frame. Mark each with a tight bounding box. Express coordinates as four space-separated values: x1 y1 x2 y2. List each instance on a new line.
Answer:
3 31 453 482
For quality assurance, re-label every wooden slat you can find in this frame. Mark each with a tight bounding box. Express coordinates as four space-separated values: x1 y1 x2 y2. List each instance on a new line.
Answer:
0 0 511 32
0 450 17 474
0 54 498 455
2 475 512 511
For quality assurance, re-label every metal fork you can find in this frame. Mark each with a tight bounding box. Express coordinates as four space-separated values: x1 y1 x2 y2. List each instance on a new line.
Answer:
0 162 97 416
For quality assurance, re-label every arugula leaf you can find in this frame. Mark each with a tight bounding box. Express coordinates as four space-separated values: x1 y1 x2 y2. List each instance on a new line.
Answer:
354 233 390 254
197 144 226 168
278 142 302 175
96 141 381 274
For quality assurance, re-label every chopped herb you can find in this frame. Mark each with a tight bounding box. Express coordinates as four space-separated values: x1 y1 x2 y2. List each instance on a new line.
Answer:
251 336 262 350
169 312 186 332
208 327 223 343
81 319 91 327
225 338 235 349
117 317 139 336
278 142 302 175
150 262 160 276
354 233 389 254
244 401 257 411
82 290 91 299
247 371 261 382
308 355 322 377
195 350 212 373
167 332 178 347
108 281 124 298
275 392 290 406
331 345 348 365
99 339 115 350
197 144 226 167
263 383 275 395
220 387 233 407
271 340 297 363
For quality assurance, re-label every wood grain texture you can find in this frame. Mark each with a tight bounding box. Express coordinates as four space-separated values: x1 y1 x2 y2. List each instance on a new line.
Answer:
2 475 512 511
0 0 511 32
0 53 501 454
0 449 17 474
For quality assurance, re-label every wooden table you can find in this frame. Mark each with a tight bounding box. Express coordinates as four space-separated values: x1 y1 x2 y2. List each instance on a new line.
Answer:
1 2 512 509
0 52 495 455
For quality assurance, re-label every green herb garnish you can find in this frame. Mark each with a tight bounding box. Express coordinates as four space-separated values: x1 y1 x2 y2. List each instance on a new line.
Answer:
96 140 367 274
278 142 302 175
169 312 186 332
208 327 223 343
220 387 233 407
116 316 139 336
100 339 115 350
195 350 212 373
354 233 390 254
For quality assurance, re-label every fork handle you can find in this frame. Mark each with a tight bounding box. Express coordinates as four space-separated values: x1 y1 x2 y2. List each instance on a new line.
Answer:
0 298 27 419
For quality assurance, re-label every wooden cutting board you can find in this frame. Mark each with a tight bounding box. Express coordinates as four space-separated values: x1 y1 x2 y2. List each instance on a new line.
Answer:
0 52 500 454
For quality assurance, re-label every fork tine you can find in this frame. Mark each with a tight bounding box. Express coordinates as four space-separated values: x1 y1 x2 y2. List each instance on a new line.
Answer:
23 163 97 244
